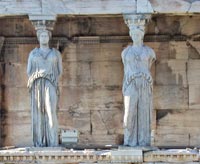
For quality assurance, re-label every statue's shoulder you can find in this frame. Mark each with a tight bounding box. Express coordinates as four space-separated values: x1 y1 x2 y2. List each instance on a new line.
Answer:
122 45 132 57
29 48 39 57
144 45 156 60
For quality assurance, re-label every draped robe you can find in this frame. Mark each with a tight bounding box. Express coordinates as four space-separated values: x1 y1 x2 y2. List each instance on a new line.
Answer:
27 48 62 147
122 45 156 146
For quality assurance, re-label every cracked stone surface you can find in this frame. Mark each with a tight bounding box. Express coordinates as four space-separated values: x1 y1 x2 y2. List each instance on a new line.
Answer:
149 0 200 13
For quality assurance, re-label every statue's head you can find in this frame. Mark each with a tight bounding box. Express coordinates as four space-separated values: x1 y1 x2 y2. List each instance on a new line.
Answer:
123 14 149 45
129 26 145 44
36 29 52 45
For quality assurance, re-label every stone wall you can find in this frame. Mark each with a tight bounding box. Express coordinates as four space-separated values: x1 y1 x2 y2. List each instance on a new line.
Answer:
1 16 200 147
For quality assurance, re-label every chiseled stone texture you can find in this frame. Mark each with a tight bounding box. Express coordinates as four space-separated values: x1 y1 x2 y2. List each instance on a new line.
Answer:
155 109 200 147
2 16 200 147
149 0 199 13
0 0 137 15
1 36 124 146
2 0 200 16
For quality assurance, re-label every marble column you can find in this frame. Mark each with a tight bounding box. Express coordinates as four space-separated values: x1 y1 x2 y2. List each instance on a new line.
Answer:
122 14 156 147
28 15 62 147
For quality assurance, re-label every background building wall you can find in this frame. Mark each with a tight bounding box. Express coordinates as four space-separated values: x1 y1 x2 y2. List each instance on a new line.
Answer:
1 16 200 147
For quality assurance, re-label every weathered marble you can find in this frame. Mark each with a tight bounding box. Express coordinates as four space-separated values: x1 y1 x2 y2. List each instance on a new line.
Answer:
0 148 198 164
27 22 62 147
122 14 156 146
2 16 200 148
1 0 200 16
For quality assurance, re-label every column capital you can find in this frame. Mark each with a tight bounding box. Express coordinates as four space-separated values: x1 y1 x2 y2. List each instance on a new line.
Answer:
123 14 151 33
28 15 57 31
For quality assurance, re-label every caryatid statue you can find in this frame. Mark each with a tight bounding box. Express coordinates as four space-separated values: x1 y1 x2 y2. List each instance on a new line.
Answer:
122 15 156 146
27 20 62 147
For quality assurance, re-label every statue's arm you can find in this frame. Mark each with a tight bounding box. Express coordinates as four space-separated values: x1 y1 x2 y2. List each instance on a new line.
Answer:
121 46 130 94
27 51 33 77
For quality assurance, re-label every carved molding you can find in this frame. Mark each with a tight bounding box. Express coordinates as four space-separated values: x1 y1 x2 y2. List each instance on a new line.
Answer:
0 149 199 163
0 35 195 47
144 150 199 162
0 149 110 163
3 37 69 45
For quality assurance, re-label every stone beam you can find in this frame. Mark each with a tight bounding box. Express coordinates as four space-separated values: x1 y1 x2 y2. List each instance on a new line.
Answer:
0 148 199 163
0 0 137 16
0 0 200 17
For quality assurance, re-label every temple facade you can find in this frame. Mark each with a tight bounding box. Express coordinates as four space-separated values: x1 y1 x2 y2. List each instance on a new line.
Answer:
0 0 200 163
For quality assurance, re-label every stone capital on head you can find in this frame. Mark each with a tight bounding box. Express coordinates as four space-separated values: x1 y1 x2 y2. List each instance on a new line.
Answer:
123 14 151 34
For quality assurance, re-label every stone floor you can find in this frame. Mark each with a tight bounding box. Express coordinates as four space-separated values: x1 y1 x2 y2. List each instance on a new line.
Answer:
0 146 199 164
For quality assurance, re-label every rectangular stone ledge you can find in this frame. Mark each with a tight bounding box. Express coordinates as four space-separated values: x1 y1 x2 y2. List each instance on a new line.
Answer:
0 148 111 163
0 148 199 163
0 35 196 48
144 150 199 163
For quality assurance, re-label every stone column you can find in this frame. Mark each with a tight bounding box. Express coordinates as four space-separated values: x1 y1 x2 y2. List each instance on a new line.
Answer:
27 15 62 147
122 14 156 147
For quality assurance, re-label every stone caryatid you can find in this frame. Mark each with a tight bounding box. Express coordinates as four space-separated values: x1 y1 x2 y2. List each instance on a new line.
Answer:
122 14 156 147
27 19 62 147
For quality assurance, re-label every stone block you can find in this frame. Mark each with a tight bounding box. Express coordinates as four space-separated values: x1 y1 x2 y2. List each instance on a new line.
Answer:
144 150 199 163
189 85 200 110
3 124 32 147
145 42 170 61
187 41 200 59
0 18 35 37
4 44 37 63
155 109 200 147
190 1 200 12
18 44 37 63
77 43 101 62
0 89 1 106
149 0 190 13
91 109 123 135
60 61 93 87
77 133 121 145
190 133 200 146
155 60 187 86
62 43 77 62
169 41 189 59
5 111 31 125
154 85 188 110
100 43 123 62
63 42 123 62
91 61 123 87
188 60 200 85
59 87 123 111
137 0 153 13
58 87 84 111
58 110 91 134
86 133 121 145
4 87 30 111
4 63 28 87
